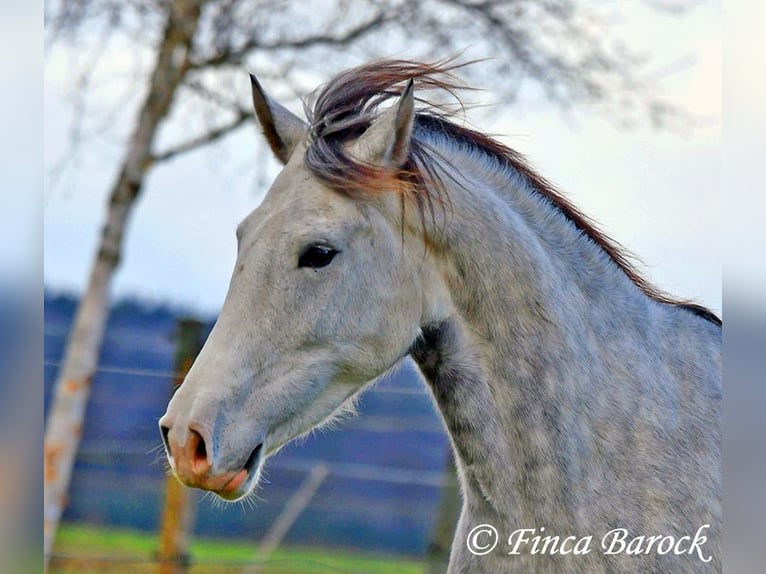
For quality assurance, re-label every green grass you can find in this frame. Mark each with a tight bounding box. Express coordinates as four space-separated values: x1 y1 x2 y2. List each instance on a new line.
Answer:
50 523 427 573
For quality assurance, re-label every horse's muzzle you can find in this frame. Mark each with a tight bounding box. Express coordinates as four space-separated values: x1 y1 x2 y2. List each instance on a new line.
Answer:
159 418 262 500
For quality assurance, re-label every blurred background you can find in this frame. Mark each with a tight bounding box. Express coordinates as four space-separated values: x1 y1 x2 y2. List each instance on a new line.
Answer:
37 0 724 572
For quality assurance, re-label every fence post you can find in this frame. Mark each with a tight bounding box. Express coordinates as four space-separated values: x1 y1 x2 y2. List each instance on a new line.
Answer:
157 318 204 574
426 453 461 574
245 463 330 574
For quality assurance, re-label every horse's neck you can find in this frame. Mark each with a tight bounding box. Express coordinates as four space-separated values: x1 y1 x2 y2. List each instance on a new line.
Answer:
412 148 671 525
410 319 524 522
405 138 721 571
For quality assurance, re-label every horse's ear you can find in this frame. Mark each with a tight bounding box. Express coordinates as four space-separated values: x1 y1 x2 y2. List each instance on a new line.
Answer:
250 74 307 164
351 79 415 167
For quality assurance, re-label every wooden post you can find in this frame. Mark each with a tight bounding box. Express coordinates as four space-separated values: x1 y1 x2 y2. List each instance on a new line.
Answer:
426 453 461 574
157 318 204 574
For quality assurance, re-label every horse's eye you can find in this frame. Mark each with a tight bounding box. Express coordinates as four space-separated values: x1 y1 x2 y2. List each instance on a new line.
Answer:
298 245 339 269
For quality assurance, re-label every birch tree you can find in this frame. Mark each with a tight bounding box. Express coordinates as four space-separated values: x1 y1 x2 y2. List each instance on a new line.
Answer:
44 1 207 566
43 0 698 565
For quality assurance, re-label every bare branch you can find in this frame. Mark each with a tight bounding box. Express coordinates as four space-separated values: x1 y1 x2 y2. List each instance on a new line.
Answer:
152 109 251 163
188 11 391 70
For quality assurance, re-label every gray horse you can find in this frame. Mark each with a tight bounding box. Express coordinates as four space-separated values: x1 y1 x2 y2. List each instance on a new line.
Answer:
160 60 721 573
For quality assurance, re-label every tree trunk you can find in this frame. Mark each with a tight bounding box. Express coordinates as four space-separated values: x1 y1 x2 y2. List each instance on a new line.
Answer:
43 1 205 567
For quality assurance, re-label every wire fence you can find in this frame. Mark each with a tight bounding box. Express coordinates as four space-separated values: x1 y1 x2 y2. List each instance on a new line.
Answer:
42 358 432 396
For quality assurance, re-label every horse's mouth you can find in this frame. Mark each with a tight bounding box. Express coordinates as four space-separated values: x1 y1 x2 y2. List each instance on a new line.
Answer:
216 443 263 500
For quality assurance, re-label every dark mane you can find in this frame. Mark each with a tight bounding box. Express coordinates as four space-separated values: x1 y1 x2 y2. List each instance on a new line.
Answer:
304 60 721 327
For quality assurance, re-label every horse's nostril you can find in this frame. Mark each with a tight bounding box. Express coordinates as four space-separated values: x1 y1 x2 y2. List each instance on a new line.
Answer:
160 424 171 456
187 429 209 473
194 431 207 460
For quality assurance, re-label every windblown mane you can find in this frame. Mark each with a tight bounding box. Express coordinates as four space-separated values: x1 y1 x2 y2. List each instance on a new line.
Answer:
303 60 721 326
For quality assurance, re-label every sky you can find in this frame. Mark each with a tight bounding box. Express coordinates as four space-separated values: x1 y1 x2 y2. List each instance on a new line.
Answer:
41 2 722 317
